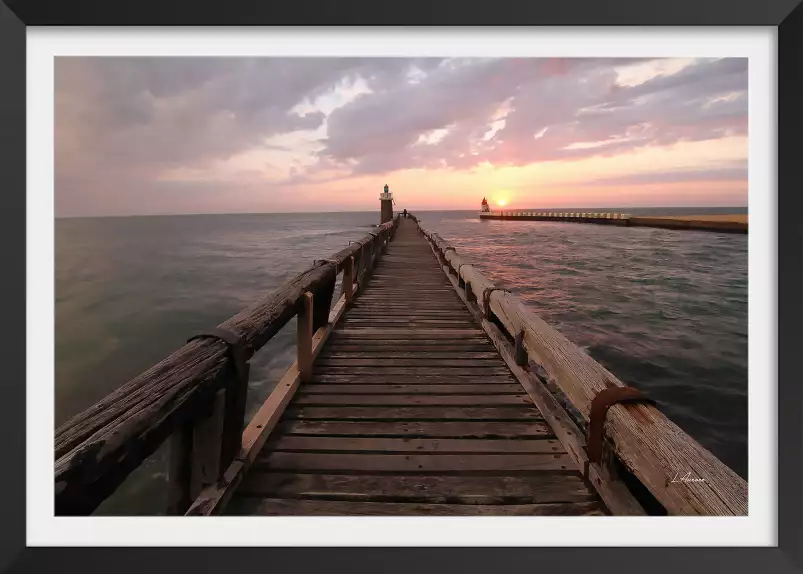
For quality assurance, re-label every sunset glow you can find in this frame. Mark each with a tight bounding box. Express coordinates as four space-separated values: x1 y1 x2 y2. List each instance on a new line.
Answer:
54 57 748 217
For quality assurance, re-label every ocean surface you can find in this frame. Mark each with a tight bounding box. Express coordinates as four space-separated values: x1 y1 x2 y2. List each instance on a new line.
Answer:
55 207 748 514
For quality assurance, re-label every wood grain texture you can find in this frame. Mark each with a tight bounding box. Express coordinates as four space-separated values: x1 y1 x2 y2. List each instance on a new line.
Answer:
299 384 525 394
283 405 543 421
276 420 555 438
237 472 592 503
292 394 532 406
254 451 573 472
226 498 605 516
268 435 563 454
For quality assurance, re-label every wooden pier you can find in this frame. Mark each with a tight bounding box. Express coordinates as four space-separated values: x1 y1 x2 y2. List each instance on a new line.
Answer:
480 211 631 225
480 210 747 233
55 212 748 517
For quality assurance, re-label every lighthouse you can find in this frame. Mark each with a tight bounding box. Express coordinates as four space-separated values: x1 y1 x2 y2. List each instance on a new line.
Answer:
379 184 394 224
480 197 491 214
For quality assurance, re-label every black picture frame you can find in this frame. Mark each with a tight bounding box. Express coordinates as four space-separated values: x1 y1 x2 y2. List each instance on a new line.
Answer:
1 1 800 573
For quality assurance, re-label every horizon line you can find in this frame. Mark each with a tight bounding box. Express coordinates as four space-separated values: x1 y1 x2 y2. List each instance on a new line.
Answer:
55 205 750 220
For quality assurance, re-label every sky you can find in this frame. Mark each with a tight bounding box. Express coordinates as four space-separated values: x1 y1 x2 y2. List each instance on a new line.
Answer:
54 57 748 217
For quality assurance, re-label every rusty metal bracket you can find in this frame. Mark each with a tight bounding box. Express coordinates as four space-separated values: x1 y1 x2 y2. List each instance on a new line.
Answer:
586 386 656 465
188 327 249 383
481 287 510 319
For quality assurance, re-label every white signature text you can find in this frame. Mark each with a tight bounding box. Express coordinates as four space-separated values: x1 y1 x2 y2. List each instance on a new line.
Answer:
670 471 707 484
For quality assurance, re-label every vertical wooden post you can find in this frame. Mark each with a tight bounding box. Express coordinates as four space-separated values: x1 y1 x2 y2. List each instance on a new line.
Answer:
220 362 250 473
297 291 314 382
167 387 227 515
191 390 226 493
167 423 192 515
342 256 354 304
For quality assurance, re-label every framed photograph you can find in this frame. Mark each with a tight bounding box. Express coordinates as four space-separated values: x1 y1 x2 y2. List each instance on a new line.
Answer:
1 0 801 572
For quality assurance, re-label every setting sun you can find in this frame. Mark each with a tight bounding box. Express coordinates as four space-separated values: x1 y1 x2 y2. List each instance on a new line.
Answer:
496 199 507 207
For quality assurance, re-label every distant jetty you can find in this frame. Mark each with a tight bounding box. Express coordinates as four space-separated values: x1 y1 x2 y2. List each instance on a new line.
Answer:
477 199 747 234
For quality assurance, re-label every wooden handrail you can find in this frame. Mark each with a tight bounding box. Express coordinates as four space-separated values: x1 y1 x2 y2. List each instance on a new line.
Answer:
417 223 747 516
54 216 400 515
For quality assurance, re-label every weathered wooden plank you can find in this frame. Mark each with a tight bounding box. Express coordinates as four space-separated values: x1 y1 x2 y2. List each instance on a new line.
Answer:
269 435 562 454
331 329 483 338
254 451 572 472
307 375 516 384
299 384 525 394
345 311 469 318
292 394 533 406
312 367 512 376
316 350 498 358
360 286 455 289
326 341 491 348
340 317 474 322
349 308 468 313
283 406 543 421
277 420 554 438
226 498 605 516
237 472 592 503
324 344 495 352
349 301 463 306
314 358 506 367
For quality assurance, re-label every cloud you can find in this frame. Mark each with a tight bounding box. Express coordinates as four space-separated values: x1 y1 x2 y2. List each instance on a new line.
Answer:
318 57 747 174
578 165 748 186
55 56 748 216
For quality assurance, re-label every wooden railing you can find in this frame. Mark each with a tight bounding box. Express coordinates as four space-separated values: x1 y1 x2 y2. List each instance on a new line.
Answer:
416 222 748 516
54 216 400 516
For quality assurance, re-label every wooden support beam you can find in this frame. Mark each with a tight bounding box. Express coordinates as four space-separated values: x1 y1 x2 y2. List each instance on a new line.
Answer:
297 291 314 382
167 423 193 515
220 362 250 475
191 390 226 490
342 256 354 304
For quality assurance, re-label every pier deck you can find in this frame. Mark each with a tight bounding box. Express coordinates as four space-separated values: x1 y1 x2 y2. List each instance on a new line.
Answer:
224 218 606 515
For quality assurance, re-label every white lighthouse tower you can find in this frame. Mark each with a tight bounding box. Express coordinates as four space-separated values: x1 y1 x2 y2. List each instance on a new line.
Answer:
480 197 491 214
379 184 394 224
